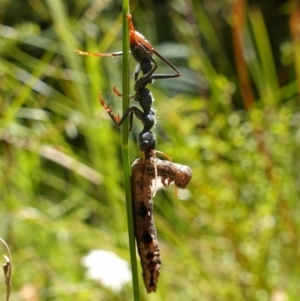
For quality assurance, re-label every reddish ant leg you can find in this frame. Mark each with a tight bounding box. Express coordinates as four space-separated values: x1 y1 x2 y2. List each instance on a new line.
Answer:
112 86 135 100
98 91 121 123
112 86 122 97
98 91 138 131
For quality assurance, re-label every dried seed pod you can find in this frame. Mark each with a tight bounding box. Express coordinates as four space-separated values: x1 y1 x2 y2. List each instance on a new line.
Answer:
155 158 192 189
131 156 192 293
131 158 160 293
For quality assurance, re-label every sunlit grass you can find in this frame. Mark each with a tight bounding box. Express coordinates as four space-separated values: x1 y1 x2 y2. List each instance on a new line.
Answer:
1 1 300 301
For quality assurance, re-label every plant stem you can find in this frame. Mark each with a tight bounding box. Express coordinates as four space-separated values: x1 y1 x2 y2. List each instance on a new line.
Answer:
121 1 140 299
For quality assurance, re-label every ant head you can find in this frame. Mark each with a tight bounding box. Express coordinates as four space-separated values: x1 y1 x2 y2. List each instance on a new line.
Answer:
126 13 132 21
126 13 153 52
139 131 156 154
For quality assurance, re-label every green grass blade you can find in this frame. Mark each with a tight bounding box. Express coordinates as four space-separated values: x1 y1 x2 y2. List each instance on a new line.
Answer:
121 1 140 299
249 7 280 106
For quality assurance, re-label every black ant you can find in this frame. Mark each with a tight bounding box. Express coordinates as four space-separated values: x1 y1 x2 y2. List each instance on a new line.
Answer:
78 14 181 134
98 49 158 133
75 14 180 85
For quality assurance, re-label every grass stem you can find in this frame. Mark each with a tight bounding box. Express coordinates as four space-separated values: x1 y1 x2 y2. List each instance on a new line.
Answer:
121 1 141 299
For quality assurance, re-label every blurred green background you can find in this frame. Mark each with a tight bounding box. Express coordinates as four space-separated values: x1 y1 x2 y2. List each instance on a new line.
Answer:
1 0 300 300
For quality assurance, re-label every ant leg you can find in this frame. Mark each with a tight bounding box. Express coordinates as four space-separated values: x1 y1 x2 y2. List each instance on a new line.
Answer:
118 106 144 131
98 91 121 124
138 42 180 80
150 48 180 79
133 39 180 81
75 49 123 57
113 86 135 99
98 92 142 131
112 86 122 97
129 109 134 131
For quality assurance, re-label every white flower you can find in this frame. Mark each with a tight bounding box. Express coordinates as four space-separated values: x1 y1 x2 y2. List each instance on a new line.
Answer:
81 250 131 292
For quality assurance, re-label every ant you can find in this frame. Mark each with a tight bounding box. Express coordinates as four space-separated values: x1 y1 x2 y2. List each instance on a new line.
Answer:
75 14 180 85
79 14 181 135
98 50 158 133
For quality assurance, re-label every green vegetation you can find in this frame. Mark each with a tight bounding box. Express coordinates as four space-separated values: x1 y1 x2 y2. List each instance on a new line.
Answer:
1 0 300 300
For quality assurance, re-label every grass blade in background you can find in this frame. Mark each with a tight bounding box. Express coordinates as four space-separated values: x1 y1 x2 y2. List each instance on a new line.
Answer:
1 1 300 300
